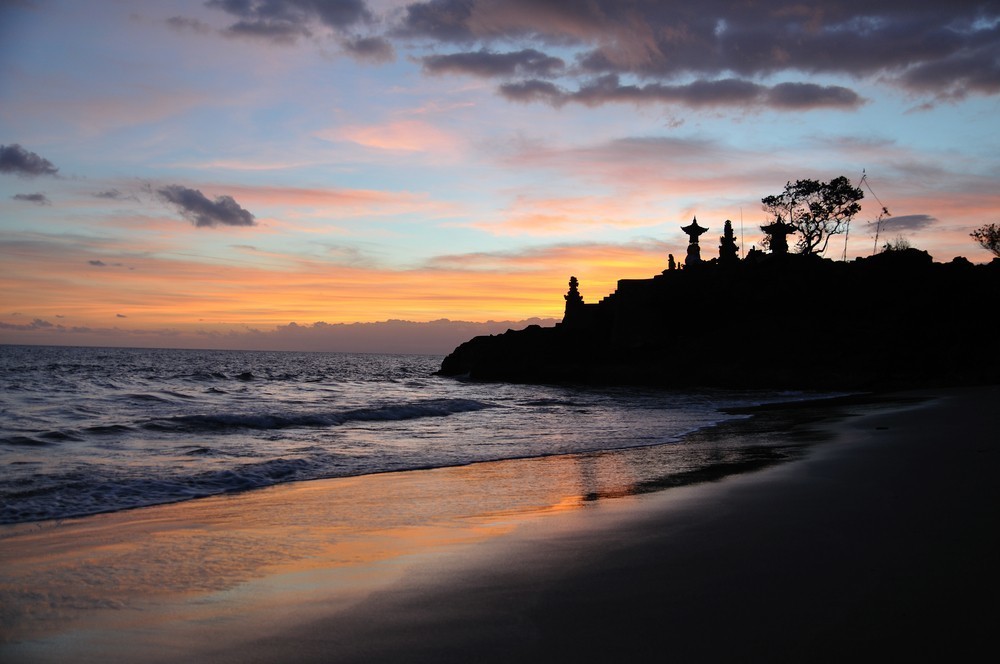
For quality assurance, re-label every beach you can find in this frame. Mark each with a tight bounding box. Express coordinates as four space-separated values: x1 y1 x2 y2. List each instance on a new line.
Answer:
2 385 997 663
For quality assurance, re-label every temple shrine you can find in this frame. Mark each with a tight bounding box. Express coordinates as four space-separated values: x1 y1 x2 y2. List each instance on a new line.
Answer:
760 219 797 255
680 217 709 265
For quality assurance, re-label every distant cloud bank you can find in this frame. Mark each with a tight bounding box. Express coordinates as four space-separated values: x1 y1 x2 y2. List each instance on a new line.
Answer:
171 0 1000 111
500 76 864 111
0 317 560 355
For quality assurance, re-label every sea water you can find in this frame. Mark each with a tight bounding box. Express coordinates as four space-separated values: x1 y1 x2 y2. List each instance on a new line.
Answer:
1 345 815 525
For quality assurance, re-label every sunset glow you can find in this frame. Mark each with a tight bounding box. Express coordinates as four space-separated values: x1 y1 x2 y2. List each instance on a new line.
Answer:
2 1 998 352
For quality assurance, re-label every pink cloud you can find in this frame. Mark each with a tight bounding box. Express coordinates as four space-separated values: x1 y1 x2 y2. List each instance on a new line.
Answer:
217 183 461 219
319 119 462 156
467 193 670 236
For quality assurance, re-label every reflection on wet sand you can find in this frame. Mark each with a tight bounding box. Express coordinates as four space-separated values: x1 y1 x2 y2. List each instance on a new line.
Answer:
1 452 595 647
1 409 819 659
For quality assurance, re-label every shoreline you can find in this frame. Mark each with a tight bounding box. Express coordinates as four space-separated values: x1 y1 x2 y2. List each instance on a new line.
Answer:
2 385 997 661
0 386 858 528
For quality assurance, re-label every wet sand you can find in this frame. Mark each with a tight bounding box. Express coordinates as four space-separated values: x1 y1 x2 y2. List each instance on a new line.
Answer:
2 386 998 662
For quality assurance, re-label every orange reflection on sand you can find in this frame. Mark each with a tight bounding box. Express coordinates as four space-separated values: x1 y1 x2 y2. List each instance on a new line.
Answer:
0 454 617 646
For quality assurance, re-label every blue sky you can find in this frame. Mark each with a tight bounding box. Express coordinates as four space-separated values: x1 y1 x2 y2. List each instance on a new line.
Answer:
1 0 998 350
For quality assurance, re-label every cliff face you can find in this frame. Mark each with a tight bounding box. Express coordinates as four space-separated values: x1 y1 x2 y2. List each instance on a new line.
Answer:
438 251 1000 390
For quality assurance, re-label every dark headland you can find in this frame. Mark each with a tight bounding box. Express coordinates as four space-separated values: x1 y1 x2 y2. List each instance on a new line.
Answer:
440 222 999 390
4 222 998 662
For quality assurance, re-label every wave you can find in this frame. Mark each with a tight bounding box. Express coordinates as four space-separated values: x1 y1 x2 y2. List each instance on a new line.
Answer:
121 392 174 404
84 424 136 435
168 370 261 382
39 430 84 442
182 446 217 456
171 370 228 382
519 397 584 407
0 455 335 524
120 390 199 404
1 435 51 447
141 398 495 433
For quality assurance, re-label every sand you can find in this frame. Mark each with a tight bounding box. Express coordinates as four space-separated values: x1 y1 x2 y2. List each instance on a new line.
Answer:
2 385 998 663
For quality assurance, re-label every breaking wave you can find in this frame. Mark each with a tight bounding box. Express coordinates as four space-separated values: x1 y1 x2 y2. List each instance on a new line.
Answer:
142 398 495 433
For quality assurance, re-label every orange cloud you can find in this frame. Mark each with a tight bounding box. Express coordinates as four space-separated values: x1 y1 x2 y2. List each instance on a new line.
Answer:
0 232 678 338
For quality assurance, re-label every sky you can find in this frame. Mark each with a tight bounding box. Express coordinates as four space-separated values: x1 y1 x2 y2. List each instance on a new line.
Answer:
1 0 998 352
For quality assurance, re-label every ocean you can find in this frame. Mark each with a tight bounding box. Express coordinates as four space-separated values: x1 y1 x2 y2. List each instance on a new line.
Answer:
1 345 819 525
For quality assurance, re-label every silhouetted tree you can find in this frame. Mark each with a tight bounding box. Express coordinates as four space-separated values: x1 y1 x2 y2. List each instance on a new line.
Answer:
761 176 863 255
971 223 1000 257
882 235 912 252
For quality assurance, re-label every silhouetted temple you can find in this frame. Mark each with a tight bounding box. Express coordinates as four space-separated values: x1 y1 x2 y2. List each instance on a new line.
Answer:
681 217 709 265
718 220 740 265
760 219 797 256
440 219 1000 389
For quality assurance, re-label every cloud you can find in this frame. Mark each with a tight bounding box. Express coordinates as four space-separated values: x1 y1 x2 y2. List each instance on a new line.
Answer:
426 239 673 274
765 82 865 110
879 214 938 231
206 0 371 44
0 144 59 177
498 78 562 103
0 316 560 354
324 119 461 154
242 318 560 353
468 192 675 236
88 260 107 267
500 74 864 110
498 133 785 203
116 313 127 318
223 17 310 43
1 227 688 332
0 318 184 341
12 192 50 205
181 1 999 104
421 48 564 78
93 188 140 202
184 182 461 221
343 35 395 62
2 86 213 138
157 185 256 228
396 1 1000 102
899 45 1000 100
165 15 213 34
0 318 56 332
